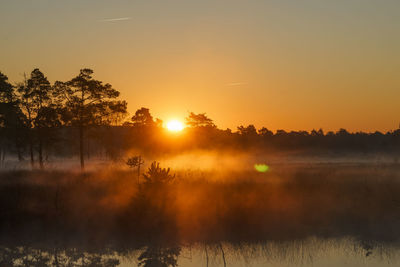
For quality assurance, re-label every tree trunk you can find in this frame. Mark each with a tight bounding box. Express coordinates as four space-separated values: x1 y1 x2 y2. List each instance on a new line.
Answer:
14 134 23 162
0 146 4 168
38 136 44 169
79 125 85 171
87 135 90 160
29 135 34 169
16 143 23 162
137 155 141 184
1 148 5 167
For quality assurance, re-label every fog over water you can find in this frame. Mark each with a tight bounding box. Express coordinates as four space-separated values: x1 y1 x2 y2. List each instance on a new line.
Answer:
1 152 400 266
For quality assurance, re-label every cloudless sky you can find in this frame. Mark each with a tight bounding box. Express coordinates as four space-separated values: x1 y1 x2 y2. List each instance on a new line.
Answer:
1 0 399 132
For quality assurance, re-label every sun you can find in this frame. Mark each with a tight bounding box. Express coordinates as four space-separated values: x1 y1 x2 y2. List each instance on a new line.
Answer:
166 120 184 132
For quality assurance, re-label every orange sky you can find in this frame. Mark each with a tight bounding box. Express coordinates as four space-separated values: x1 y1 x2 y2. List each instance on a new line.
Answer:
1 0 399 132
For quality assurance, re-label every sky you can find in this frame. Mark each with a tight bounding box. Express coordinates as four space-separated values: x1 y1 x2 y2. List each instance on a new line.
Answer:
1 0 399 132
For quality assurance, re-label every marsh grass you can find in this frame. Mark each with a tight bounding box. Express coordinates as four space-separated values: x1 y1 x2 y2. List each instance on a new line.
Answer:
0 163 400 248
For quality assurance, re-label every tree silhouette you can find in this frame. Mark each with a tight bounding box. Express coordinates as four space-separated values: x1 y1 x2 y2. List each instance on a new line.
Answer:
54 68 127 170
237 124 257 136
143 162 175 186
0 72 14 164
17 69 57 168
185 112 215 128
0 72 14 101
0 72 27 164
16 73 35 167
2 67 400 164
126 155 145 183
131 107 156 127
258 127 273 137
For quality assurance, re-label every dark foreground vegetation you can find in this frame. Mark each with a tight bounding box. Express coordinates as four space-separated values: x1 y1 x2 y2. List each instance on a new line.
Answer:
2 69 400 171
1 163 400 246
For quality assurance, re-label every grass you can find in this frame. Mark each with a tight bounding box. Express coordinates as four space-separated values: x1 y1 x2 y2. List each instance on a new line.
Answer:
0 163 400 249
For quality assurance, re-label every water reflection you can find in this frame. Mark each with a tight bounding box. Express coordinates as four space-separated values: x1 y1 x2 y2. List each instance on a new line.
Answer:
0 247 120 267
137 245 180 267
1 238 400 267
2 165 400 266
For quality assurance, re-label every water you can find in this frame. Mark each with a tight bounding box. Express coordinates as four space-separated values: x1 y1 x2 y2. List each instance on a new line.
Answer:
118 239 400 267
2 238 400 266
1 163 400 266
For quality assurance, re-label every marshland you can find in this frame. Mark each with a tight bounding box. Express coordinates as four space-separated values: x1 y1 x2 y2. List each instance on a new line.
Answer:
1 159 400 266
2 0 400 261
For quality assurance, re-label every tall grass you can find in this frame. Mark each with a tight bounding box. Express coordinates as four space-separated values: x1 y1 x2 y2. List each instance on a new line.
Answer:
0 163 400 248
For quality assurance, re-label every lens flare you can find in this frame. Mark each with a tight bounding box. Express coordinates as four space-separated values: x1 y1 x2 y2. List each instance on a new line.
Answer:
254 164 269 173
166 120 184 132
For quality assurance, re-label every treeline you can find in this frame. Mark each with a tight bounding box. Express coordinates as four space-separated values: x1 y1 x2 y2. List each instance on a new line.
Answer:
1 69 400 169
0 69 127 169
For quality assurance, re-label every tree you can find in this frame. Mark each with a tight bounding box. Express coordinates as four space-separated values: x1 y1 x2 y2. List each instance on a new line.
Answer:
126 155 144 183
142 162 175 186
258 127 273 137
16 73 35 167
311 129 324 136
276 129 287 136
54 68 127 170
185 112 215 128
0 72 14 102
0 72 27 165
131 107 155 127
237 124 257 136
17 69 57 169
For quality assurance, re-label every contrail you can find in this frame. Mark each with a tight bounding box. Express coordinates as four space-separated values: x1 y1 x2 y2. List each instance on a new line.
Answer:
99 17 132 22
226 82 247 87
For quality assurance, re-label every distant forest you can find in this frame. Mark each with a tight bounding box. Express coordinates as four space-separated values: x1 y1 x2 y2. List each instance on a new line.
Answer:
1 69 400 169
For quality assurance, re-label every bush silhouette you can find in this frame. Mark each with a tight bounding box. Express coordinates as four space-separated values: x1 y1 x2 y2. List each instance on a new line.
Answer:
142 162 175 186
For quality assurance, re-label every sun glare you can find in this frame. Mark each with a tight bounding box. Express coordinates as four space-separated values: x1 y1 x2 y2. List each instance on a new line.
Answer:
166 120 184 132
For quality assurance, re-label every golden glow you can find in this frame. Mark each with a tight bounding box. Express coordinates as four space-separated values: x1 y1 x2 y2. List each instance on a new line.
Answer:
166 120 184 132
2 1 399 132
